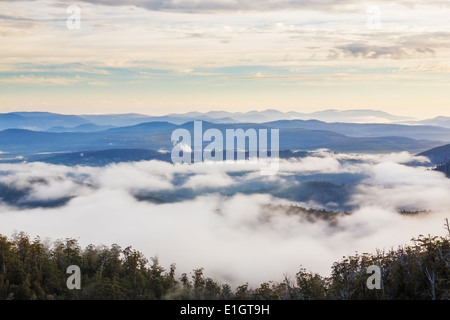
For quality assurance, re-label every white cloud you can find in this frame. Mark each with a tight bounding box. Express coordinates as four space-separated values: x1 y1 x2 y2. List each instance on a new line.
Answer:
181 172 234 190
25 0 450 13
0 75 83 86
0 152 448 286
97 161 174 191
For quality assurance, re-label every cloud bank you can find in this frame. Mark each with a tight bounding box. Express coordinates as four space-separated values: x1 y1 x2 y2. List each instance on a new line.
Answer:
21 0 450 13
0 151 448 286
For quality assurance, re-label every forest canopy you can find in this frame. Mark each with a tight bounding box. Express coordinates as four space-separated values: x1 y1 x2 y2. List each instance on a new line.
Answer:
0 219 449 300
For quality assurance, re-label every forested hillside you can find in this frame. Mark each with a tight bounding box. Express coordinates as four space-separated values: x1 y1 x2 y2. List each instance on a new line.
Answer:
0 220 448 300
436 160 450 178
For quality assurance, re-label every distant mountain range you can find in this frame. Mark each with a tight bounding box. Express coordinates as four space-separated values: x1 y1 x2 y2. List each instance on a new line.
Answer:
0 109 420 131
1 109 449 132
0 112 89 131
0 119 446 159
413 116 450 128
0 109 449 165
161 109 414 124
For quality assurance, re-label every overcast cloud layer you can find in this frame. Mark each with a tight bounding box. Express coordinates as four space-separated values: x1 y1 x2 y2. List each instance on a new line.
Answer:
4 0 449 13
0 151 448 286
1 0 450 115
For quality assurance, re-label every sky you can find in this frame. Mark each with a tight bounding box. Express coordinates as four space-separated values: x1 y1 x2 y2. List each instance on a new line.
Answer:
1 0 450 118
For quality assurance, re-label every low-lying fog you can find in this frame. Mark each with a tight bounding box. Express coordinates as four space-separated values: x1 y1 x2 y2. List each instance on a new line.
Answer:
0 150 448 286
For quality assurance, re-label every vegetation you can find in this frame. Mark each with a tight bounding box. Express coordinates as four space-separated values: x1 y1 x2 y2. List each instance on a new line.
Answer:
435 160 450 178
0 220 448 300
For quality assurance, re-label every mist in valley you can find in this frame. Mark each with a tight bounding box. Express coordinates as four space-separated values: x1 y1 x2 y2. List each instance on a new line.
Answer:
0 151 448 286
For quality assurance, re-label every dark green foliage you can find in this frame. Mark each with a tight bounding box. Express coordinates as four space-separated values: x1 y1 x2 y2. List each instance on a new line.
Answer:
263 204 349 223
0 222 448 300
327 233 450 300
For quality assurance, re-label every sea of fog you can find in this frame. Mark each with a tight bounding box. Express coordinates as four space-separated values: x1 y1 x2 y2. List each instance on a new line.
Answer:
0 150 448 286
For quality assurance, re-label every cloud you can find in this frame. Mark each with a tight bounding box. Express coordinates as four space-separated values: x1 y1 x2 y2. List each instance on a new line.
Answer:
23 179 82 202
181 172 234 190
402 62 450 73
4 0 357 13
2 0 450 88
0 14 30 21
230 72 353 80
9 0 447 13
335 43 433 60
350 160 450 211
96 161 174 192
0 75 83 86
0 151 448 286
